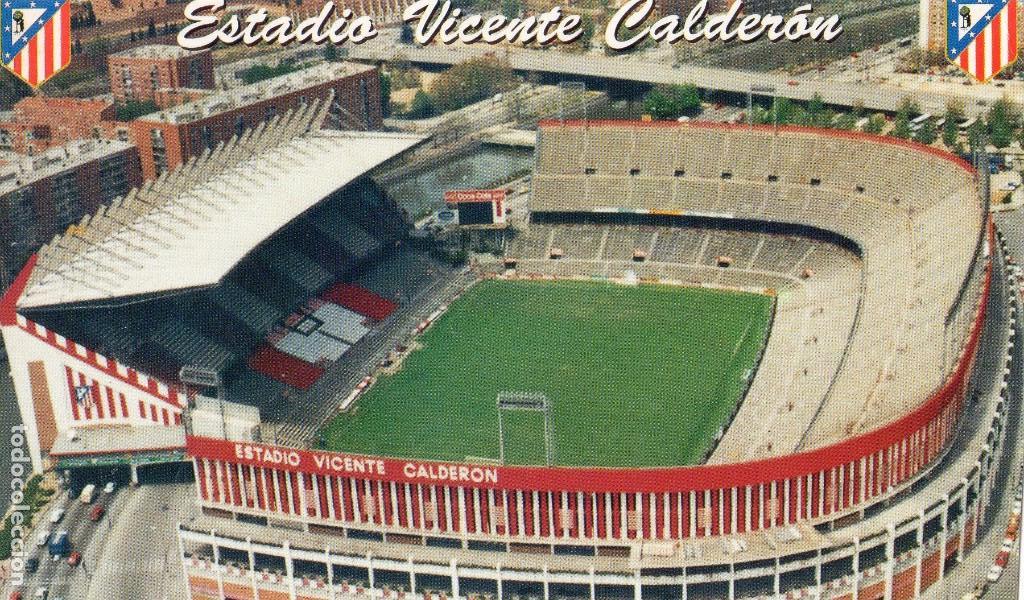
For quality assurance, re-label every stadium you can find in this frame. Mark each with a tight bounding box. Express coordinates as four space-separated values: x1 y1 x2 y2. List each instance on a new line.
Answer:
0 101 1016 600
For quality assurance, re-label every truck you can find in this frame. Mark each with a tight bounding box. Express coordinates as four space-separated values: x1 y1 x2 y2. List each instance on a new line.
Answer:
78 484 96 504
48 531 69 557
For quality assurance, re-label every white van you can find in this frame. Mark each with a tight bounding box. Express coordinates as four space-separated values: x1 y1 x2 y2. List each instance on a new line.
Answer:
48 508 65 524
79 484 97 504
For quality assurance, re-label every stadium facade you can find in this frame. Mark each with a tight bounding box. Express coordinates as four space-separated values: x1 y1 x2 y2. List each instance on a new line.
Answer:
0 119 1014 600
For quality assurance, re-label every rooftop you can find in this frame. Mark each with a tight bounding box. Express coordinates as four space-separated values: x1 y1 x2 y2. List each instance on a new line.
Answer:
110 44 196 60
14 98 422 310
0 138 136 197
140 61 376 125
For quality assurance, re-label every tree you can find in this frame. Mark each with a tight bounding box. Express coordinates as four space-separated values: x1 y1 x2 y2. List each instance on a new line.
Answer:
641 84 701 120
323 44 338 62
890 114 912 139
914 119 938 145
806 93 828 127
941 114 959 147
862 114 886 135
987 97 1020 149
966 119 987 154
429 57 517 112
575 14 595 51
896 97 921 119
833 112 858 130
501 0 520 18
115 99 159 121
406 90 437 119
380 71 392 118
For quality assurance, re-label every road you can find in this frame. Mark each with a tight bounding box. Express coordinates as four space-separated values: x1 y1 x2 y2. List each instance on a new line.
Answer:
921 209 1024 600
345 29 998 118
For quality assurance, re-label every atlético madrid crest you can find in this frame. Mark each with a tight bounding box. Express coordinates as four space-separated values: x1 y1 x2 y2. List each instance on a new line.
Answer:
947 0 1019 81
1 0 70 87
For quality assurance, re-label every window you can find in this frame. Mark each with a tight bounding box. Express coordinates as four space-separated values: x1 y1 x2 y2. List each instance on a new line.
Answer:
51 172 80 230
116 128 130 143
809 178 821 186
855 185 865 193
150 128 167 175
188 59 203 88
721 172 732 179
0 130 10 150
201 125 214 150
265 105 277 120
673 169 685 177
234 114 245 137
767 174 778 182
584 167 596 175
629 168 640 176
149 65 160 92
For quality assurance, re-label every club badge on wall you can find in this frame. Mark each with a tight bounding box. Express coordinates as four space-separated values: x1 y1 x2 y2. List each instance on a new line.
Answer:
1 0 70 87
74 384 94 409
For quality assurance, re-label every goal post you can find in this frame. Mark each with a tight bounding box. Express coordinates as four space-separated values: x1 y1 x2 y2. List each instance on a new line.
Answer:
496 392 555 466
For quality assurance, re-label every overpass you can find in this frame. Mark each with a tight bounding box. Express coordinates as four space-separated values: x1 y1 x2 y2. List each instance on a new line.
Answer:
348 33 996 118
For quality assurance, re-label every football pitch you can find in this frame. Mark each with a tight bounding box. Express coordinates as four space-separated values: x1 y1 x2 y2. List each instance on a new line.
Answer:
320 279 773 467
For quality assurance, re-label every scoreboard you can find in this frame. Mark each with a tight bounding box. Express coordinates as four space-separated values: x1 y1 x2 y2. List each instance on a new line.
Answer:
444 189 507 227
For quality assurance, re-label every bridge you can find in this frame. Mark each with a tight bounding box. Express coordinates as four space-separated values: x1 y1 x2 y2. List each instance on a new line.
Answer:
348 33 996 117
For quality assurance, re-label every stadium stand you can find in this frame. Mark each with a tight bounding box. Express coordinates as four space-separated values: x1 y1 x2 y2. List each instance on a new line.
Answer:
10 99 421 400
528 121 986 459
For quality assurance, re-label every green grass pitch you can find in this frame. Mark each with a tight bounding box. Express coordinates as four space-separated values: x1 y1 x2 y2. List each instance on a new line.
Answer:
319 279 774 467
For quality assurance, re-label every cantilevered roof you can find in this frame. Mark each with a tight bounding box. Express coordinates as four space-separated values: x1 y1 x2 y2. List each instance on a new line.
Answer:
16 98 423 310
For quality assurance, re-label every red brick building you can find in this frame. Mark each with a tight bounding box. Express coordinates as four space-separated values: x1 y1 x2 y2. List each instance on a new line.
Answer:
0 138 141 287
108 45 215 104
129 62 383 180
0 97 115 155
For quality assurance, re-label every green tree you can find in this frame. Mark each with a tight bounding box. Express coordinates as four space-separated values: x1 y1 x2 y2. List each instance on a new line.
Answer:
833 112 857 130
862 114 886 135
576 14 595 51
501 0 520 18
966 119 987 153
641 84 702 120
380 71 392 118
115 99 159 121
406 90 438 119
987 97 1021 149
429 57 517 112
914 119 938 145
941 115 959 147
891 114 912 139
806 93 829 127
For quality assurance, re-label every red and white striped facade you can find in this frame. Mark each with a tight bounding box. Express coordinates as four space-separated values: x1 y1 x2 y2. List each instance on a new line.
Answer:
0 261 186 472
187 264 991 543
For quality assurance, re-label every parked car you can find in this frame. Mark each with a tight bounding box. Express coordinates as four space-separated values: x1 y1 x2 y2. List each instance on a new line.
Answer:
9 591 23 600
47 509 64 525
103 481 116 494
987 564 1003 582
32 589 46 600
25 557 38 573
35 530 49 547
89 505 105 522
66 551 81 567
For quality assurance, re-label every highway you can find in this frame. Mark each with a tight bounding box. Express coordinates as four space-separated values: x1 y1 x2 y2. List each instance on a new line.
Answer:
345 30 998 118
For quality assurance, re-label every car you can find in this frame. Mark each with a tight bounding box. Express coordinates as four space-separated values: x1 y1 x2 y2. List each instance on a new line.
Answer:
89 505 105 522
103 481 116 494
35 530 49 547
25 557 38 573
9 591 23 600
987 564 1003 582
47 509 64 524
787 80 799 86
66 551 81 567
31 589 46 600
